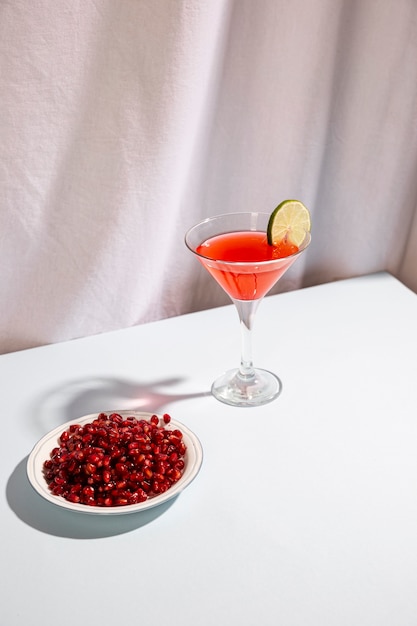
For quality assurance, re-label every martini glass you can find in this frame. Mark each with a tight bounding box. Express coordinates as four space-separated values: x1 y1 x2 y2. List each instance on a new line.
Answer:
185 211 311 407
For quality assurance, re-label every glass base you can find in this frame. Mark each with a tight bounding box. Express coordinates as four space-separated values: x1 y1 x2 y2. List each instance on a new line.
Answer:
211 368 282 407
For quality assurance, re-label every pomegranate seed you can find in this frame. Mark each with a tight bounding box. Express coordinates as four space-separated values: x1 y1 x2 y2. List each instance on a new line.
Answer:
113 497 129 506
67 493 81 503
102 469 111 483
87 452 102 465
167 468 182 483
115 462 128 476
109 413 123 422
152 481 162 493
155 461 167 475
42 413 187 507
129 471 144 483
130 489 147 503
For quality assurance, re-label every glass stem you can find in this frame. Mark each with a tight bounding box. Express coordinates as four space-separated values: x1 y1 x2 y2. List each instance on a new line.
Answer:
232 298 262 380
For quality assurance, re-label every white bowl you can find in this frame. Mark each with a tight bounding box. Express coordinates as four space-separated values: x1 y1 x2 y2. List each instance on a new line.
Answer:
27 411 203 515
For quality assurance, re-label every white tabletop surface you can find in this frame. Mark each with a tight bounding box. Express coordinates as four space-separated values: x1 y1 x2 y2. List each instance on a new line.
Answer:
1 272 417 626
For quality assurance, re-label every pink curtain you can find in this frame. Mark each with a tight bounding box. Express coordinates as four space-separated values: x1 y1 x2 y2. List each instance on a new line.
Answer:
1 0 417 354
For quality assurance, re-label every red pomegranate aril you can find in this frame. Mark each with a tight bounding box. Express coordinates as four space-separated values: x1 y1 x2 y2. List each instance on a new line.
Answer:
73 450 85 462
59 431 70 443
115 462 128 476
67 493 81 503
102 469 111 483
130 489 147 503
42 412 186 507
155 461 168 475
152 481 162 493
87 452 102 466
167 468 182 482
113 497 129 506
129 471 144 483
85 463 96 475
154 431 164 443
100 482 114 492
169 451 179 463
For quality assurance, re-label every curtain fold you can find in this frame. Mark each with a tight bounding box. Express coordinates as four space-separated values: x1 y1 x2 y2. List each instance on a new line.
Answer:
1 0 417 354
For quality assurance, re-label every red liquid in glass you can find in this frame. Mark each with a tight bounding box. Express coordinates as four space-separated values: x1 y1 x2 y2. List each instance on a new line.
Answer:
196 231 299 300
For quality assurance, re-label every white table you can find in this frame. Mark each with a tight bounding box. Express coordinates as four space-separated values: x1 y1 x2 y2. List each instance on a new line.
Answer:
1 272 417 626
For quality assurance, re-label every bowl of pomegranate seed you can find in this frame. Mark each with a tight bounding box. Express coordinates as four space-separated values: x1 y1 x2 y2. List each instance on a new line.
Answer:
27 411 203 515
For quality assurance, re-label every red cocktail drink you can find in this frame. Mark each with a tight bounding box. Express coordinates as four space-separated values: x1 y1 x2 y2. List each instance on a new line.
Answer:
196 231 299 300
185 211 310 407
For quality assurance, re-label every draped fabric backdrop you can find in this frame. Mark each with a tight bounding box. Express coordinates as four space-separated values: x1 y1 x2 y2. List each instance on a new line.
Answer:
1 0 417 355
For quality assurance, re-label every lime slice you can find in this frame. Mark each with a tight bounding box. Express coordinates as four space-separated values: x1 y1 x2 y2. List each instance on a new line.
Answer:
267 199 311 247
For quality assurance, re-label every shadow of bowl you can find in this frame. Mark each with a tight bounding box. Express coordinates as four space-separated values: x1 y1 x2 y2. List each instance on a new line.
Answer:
7 457 177 539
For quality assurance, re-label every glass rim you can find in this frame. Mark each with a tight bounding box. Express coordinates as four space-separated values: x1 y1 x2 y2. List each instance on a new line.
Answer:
185 212 311 266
